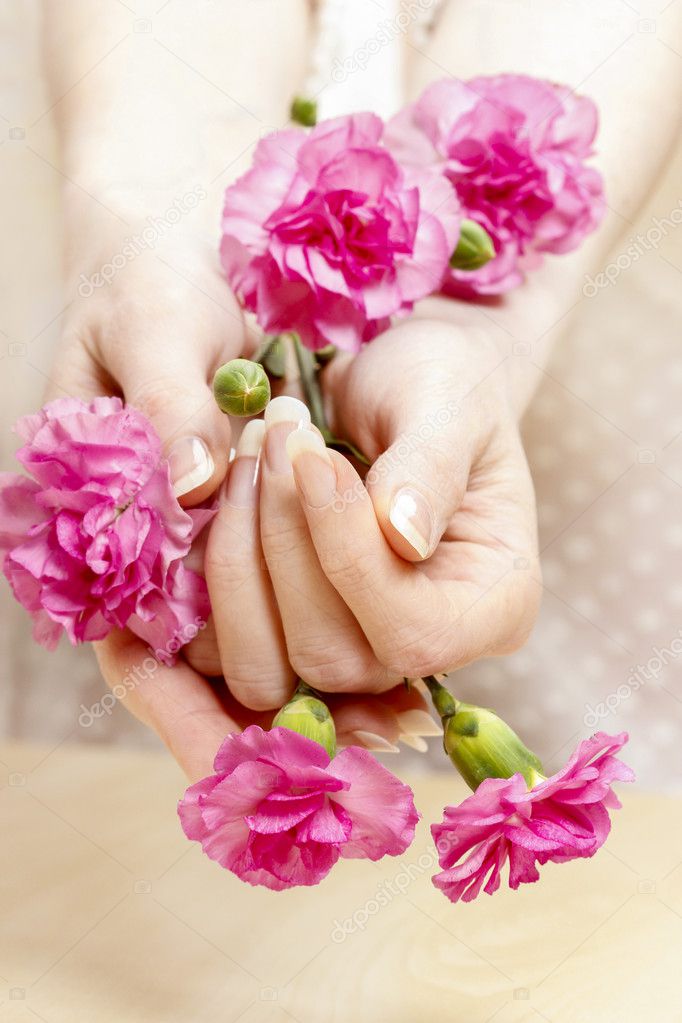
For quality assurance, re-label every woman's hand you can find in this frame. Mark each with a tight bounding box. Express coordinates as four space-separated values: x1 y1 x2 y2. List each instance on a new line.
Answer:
94 627 438 782
46 229 246 502
201 318 541 713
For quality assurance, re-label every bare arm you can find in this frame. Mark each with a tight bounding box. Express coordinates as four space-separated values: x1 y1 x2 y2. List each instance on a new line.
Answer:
410 0 682 412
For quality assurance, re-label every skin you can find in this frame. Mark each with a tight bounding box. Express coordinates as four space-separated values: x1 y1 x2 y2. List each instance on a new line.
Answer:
41 0 682 780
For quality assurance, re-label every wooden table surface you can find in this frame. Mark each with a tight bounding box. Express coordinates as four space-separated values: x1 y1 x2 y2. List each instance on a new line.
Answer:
0 741 681 1023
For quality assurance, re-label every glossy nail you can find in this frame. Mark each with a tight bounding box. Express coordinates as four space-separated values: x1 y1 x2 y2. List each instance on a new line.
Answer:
169 436 215 498
399 733 429 752
389 487 434 559
264 396 311 474
352 730 400 753
286 429 337 508
224 420 265 507
396 708 443 737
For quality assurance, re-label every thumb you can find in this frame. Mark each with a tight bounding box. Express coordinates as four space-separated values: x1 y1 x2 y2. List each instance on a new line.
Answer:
108 322 242 506
365 403 472 562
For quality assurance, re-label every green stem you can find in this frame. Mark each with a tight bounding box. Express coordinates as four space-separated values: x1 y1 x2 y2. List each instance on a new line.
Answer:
293 335 329 436
292 334 370 466
292 679 319 701
423 675 459 722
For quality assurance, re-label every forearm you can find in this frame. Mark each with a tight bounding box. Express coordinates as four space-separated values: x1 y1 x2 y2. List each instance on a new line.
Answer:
415 0 682 415
41 0 309 259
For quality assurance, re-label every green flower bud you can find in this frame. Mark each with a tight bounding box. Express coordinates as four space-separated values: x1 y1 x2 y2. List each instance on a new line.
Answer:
272 682 336 759
290 96 318 127
443 703 544 790
449 219 496 271
213 359 271 417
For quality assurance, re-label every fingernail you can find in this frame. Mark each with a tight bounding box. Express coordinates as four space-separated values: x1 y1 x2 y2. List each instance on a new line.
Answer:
224 420 265 508
237 419 266 458
169 436 215 497
396 708 443 737
264 396 311 474
264 395 311 428
286 428 328 461
351 730 400 753
286 429 337 508
389 487 434 559
399 733 429 752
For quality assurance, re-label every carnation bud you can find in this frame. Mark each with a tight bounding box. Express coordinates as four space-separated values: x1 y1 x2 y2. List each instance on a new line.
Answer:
443 703 544 790
449 219 496 271
213 359 271 417
272 682 336 759
290 96 318 127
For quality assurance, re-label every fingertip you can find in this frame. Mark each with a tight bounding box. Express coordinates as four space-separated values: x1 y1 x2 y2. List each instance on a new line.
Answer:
169 435 217 500
369 485 436 562
227 675 295 713
287 431 339 509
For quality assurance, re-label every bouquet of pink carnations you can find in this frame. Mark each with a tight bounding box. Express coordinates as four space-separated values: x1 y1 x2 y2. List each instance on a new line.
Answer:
0 74 632 901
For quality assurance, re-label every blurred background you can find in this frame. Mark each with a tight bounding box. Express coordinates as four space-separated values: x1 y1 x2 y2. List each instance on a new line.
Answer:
1 0 681 789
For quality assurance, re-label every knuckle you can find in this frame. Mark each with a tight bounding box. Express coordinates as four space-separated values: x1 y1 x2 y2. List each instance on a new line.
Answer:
226 674 292 712
184 644 222 677
289 643 385 692
320 541 381 594
380 620 454 678
498 574 541 654
126 375 196 423
205 523 260 582
260 515 308 561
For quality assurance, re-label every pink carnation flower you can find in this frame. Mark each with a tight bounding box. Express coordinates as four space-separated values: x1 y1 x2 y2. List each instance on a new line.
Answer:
386 75 605 295
431 731 633 903
178 725 419 890
0 397 213 663
220 112 460 351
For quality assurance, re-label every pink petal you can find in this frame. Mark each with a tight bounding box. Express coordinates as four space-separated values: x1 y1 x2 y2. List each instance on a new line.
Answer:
213 725 330 777
330 746 418 859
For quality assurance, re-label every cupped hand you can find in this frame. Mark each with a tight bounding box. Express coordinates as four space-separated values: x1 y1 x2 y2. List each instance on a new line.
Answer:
46 228 247 503
48 228 442 775
94 628 437 782
200 317 541 714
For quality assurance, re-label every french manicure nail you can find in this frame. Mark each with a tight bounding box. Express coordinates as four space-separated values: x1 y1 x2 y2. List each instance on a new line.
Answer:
264 395 311 428
169 436 215 497
389 487 434 559
237 418 266 458
352 730 400 753
224 420 265 507
396 708 443 737
285 428 337 508
399 733 429 752
286 428 330 461
264 396 311 474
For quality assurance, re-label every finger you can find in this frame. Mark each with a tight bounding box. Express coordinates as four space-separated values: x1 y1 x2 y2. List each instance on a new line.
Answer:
102 299 244 505
331 682 441 752
45 331 113 403
323 321 499 562
288 436 538 678
260 397 396 695
205 418 295 712
364 398 473 562
183 614 222 677
95 629 239 783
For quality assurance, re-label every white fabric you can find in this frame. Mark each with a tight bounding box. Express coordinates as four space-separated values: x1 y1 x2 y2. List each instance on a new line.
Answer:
310 0 405 119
